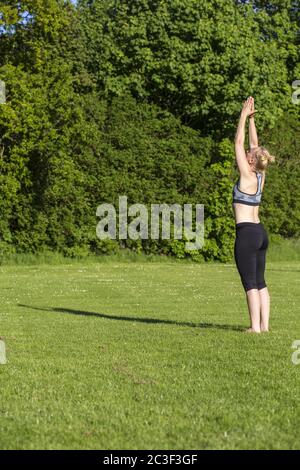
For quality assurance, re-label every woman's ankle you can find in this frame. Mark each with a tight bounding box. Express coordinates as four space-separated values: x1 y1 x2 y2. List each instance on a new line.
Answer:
246 327 261 333
260 326 269 332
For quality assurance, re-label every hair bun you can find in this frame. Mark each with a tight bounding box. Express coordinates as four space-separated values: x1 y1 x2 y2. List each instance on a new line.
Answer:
255 147 276 171
268 155 276 163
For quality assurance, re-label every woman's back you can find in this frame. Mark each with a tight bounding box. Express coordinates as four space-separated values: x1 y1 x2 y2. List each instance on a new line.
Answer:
232 171 265 224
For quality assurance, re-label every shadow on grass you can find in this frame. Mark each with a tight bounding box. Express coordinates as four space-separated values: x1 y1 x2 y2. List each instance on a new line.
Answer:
18 304 245 332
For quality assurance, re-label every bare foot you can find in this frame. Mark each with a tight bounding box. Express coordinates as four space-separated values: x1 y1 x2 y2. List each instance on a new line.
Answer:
245 328 261 334
260 328 269 333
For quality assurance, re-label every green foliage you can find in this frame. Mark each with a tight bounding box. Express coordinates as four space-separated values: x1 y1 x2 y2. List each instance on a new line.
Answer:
92 92 215 260
203 139 236 262
78 0 297 136
0 0 299 261
259 113 300 237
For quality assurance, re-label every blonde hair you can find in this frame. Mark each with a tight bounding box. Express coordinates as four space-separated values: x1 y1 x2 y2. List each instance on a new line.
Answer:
250 147 276 172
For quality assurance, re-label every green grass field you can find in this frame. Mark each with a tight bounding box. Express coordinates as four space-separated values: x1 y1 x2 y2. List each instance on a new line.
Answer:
0 254 300 449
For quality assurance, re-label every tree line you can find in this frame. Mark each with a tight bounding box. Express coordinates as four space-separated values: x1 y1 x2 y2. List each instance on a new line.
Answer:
0 0 299 261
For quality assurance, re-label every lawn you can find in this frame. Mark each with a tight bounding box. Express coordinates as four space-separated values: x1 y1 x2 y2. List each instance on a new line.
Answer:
0 257 300 449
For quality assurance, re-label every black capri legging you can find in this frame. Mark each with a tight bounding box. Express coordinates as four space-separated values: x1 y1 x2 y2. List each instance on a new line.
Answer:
234 222 269 292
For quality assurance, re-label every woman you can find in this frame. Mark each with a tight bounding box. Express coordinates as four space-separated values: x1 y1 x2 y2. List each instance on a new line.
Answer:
232 96 275 333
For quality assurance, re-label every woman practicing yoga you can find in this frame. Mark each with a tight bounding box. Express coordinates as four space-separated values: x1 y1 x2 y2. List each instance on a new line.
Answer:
232 96 275 333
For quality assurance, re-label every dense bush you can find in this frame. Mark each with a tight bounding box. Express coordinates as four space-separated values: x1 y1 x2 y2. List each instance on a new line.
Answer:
0 0 299 261
259 113 300 238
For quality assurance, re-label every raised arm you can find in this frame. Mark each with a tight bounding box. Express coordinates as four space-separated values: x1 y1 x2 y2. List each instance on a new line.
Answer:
248 97 258 149
235 97 256 175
